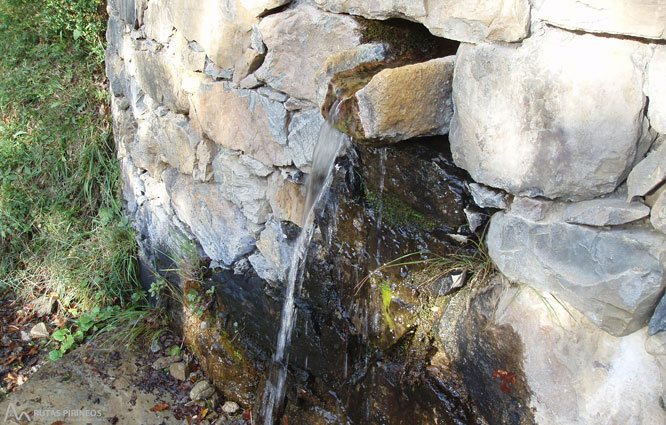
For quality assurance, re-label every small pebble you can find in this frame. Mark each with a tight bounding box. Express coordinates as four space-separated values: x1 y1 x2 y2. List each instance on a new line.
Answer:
152 355 181 370
222 401 239 414
29 322 49 339
190 380 215 401
150 339 164 353
200 321 209 330
170 362 189 381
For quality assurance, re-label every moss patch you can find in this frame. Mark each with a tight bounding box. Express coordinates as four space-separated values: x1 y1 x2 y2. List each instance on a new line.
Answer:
364 183 438 231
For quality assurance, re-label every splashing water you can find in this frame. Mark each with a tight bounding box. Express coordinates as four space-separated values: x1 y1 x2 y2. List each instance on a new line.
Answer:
374 147 388 263
261 103 348 425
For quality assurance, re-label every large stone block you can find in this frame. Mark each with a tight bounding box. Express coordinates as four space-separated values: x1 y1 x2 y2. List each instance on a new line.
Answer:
108 0 138 27
313 0 531 43
254 3 361 102
148 113 200 175
355 56 454 142
143 0 173 44
212 149 272 225
134 52 189 113
627 141 666 199
487 208 666 336
240 0 292 17
492 281 666 424
166 0 257 70
647 46 666 134
451 28 649 200
190 82 289 167
164 170 256 265
533 0 666 40
314 43 387 108
285 108 324 173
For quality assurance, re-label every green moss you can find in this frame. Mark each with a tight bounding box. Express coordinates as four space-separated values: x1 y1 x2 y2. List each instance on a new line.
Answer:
380 281 395 331
364 184 438 231
358 18 454 62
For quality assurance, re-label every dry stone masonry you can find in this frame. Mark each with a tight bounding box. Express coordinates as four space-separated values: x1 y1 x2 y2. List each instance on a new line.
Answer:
107 0 666 423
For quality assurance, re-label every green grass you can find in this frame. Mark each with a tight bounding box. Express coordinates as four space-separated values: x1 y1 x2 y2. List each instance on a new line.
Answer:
0 0 148 333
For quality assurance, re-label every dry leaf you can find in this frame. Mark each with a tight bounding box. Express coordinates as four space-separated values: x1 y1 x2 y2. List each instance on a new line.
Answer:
150 403 170 412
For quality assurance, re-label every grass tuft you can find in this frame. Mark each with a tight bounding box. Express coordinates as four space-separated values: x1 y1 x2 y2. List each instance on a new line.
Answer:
0 0 152 349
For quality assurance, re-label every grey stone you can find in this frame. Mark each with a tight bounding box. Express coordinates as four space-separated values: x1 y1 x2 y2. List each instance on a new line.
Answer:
647 46 666 134
134 51 189 113
190 380 215 401
257 86 289 103
29 323 49 340
488 210 666 336
242 0 291 17
464 208 486 232
166 0 257 70
250 24 266 54
204 58 233 80
151 355 180 370
267 171 305 226
627 142 666 200
255 217 293 282
533 0 666 40
563 198 650 227
106 15 126 58
314 43 387 107
212 149 271 225
490 280 666 424
131 121 166 178
649 293 666 335
109 0 137 27
239 74 262 89
286 109 324 173
284 97 313 111
149 340 163 353
190 82 289 167
255 3 361 103
151 112 200 175
651 188 666 234
355 57 455 142
169 362 189 381
143 0 173 43
233 49 265 85
509 196 553 221
193 139 217 183
313 0 531 43
222 401 240 414
248 252 279 283
451 28 649 201
164 170 256 265
468 183 509 210
168 31 206 72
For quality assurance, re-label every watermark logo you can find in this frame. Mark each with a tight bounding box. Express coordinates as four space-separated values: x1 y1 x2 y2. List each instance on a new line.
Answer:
3 403 104 423
3 404 31 423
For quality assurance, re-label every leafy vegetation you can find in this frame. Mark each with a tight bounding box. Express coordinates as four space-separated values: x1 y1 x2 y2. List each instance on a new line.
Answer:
0 0 157 356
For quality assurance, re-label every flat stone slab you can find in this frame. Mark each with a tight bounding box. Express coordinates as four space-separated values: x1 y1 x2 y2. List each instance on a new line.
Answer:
563 198 650 226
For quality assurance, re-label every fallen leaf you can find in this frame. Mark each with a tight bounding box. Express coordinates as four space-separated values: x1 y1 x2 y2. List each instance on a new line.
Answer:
242 410 252 420
50 421 65 425
195 407 208 421
150 403 170 412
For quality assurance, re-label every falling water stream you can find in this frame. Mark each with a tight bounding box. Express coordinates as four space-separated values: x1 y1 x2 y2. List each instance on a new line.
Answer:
261 102 348 425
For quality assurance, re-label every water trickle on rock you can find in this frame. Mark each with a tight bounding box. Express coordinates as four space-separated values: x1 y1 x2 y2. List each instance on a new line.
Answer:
261 101 348 425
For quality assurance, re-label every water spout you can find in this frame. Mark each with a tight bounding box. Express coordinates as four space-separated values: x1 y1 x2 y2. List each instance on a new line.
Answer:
261 102 348 425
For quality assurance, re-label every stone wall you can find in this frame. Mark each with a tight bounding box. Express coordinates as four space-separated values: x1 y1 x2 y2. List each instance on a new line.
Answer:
107 0 666 423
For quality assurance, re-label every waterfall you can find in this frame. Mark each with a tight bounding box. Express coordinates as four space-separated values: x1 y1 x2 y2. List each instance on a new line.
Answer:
261 103 348 425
